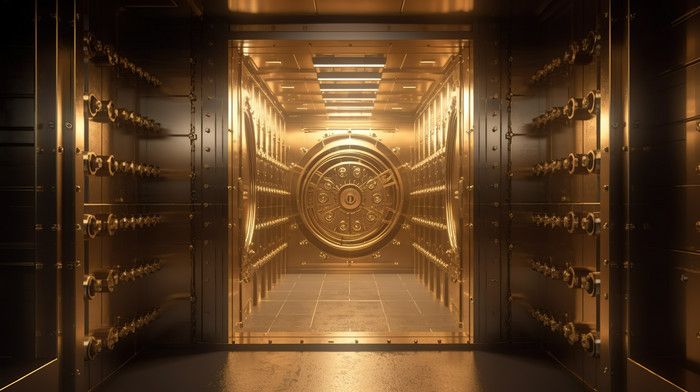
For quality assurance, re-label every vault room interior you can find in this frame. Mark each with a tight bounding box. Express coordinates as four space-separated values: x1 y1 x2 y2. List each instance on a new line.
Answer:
0 0 698 391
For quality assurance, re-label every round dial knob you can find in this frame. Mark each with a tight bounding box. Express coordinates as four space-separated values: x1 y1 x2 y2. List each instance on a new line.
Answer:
293 134 407 257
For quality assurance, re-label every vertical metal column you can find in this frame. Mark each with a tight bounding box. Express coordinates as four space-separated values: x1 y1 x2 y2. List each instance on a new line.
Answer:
195 20 230 343
598 1 627 389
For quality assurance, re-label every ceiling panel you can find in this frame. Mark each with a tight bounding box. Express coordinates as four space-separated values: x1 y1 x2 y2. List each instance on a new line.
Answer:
402 0 475 13
228 0 317 13
237 39 465 120
315 0 404 14
228 0 475 14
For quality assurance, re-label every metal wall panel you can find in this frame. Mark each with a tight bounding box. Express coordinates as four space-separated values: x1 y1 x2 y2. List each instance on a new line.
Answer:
409 54 470 330
0 0 59 389
62 2 199 390
193 19 231 344
627 0 700 390
229 54 291 330
508 1 613 389
472 22 509 344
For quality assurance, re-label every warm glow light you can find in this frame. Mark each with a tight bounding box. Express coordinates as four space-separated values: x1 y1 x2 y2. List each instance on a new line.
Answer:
392 107 404 110
313 56 386 68
402 85 417 89
281 85 295 89
265 60 282 65
419 60 437 65
325 106 374 110
323 97 376 102
320 84 379 92
317 72 382 81
302 127 396 134
327 112 373 117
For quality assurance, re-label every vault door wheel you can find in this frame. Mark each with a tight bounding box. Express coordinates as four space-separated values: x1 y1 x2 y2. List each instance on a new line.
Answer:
294 134 407 257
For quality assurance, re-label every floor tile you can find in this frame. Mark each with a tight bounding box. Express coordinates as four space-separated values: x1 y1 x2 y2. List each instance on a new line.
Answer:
269 315 313 332
243 274 460 333
381 300 421 316
253 300 285 316
278 300 316 316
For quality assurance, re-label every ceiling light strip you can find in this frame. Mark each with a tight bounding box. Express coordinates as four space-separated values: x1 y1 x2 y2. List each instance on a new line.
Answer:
319 84 379 92
317 72 382 81
313 56 386 68
327 112 373 117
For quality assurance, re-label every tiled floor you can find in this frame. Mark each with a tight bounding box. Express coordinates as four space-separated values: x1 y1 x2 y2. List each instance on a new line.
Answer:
239 273 461 333
98 350 587 392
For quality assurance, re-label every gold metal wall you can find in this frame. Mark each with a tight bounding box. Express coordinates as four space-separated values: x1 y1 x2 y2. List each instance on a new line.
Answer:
409 56 471 331
230 54 292 325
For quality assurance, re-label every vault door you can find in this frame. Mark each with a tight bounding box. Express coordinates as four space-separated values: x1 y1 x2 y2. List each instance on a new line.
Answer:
410 59 467 315
293 134 408 258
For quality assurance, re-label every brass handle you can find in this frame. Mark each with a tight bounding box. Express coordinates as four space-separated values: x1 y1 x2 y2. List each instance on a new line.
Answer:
83 152 103 175
562 266 592 289
83 214 102 238
580 212 601 236
562 211 580 233
581 331 601 357
582 150 601 174
582 271 600 297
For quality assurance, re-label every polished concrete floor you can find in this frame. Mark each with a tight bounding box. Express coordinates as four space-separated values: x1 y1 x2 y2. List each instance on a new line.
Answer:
97 349 586 392
239 273 461 334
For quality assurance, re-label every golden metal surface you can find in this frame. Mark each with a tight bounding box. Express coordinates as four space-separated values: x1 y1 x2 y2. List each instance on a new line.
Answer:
234 39 465 119
293 133 407 257
228 0 474 14
241 100 258 250
444 98 461 251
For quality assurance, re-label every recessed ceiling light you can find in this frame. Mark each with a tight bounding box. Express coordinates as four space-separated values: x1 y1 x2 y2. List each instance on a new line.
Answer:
281 85 295 89
327 112 373 117
317 72 382 81
265 60 282 65
392 107 403 110
320 84 379 92
419 60 437 65
402 85 417 89
325 106 375 110
296 107 308 110
323 97 376 102
313 56 386 68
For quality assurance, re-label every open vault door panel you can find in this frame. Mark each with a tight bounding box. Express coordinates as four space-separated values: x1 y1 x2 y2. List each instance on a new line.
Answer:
229 40 472 342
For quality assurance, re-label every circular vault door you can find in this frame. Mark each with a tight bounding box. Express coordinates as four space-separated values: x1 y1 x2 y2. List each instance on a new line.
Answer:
294 134 407 257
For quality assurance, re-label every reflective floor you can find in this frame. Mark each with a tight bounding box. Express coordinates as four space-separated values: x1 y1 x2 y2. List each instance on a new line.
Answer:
97 350 586 392
239 273 461 334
